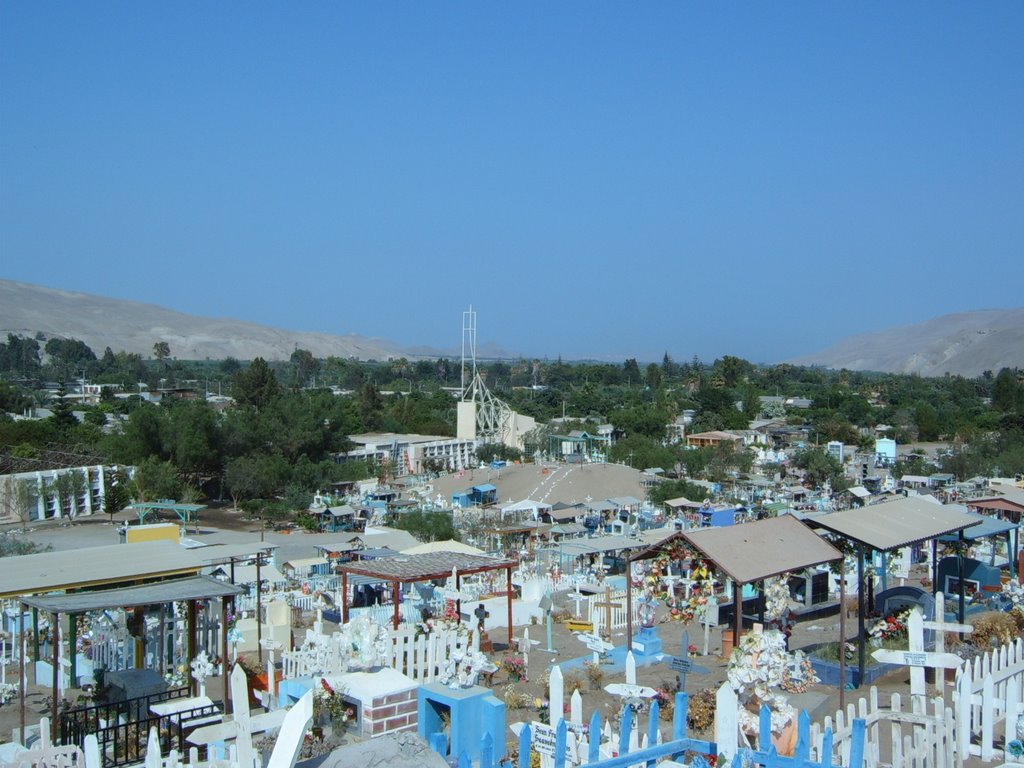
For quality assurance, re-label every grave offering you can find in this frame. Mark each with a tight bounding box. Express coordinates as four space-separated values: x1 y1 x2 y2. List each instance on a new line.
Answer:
725 623 819 754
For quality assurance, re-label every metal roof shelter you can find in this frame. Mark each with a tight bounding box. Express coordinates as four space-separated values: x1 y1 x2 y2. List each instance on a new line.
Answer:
12 574 244 744
19 575 243 614
336 552 517 644
125 500 205 527
620 517 844 689
0 540 203 599
809 497 983 687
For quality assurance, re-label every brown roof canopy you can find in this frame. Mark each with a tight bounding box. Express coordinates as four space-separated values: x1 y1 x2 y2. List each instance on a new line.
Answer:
336 551 516 583
680 515 843 585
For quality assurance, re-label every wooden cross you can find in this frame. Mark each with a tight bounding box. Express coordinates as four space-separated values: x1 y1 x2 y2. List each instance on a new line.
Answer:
871 606 965 701
591 586 623 642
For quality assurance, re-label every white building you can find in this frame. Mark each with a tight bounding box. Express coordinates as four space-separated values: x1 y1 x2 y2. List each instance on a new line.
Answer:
338 433 477 476
0 465 126 523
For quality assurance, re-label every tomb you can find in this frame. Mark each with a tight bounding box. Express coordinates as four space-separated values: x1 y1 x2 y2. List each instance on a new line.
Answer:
417 681 505 763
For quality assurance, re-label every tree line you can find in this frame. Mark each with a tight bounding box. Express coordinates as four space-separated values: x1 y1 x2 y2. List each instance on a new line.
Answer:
2 334 1023 521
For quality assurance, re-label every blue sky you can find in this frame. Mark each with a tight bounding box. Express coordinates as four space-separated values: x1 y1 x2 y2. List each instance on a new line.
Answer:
2 3 1022 364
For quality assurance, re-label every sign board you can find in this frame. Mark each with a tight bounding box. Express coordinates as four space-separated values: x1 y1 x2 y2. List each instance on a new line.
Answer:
670 657 692 673
871 648 963 669
701 600 719 627
584 635 613 653
531 722 557 757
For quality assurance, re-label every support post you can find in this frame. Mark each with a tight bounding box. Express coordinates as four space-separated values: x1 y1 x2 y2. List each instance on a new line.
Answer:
187 601 197 694
392 581 401 629
931 539 938 596
838 566 846 710
222 597 231 712
256 556 263 666
958 531 966 626
626 553 634 651
341 570 349 624
68 613 77 686
32 607 39 663
506 567 513 647
733 580 743 653
51 611 59 745
857 546 865 687
19 602 26 744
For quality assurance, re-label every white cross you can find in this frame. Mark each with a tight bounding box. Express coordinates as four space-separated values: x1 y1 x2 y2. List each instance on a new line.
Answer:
871 605 966 700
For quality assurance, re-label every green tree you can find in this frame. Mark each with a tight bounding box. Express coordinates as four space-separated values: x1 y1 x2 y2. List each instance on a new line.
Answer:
232 358 282 412
153 341 171 363
392 509 458 542
134 457 183 501
103 469 131 525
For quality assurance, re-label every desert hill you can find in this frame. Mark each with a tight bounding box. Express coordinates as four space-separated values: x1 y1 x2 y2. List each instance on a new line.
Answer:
0 280 420 361
788 308 1024 377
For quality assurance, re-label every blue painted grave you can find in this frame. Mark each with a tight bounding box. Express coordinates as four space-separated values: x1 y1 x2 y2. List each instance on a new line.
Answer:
417 682 505 762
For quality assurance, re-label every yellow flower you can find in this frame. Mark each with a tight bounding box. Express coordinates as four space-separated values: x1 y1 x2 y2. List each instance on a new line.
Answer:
534 698 542 709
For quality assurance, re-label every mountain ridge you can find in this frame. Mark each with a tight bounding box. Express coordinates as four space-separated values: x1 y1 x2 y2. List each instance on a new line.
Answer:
787 308 1024 377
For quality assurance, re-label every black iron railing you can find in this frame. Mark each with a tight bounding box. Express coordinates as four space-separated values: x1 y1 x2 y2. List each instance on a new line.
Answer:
58 686 220 767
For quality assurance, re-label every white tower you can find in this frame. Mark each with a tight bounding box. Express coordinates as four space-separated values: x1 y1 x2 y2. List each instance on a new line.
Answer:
457 306 513 445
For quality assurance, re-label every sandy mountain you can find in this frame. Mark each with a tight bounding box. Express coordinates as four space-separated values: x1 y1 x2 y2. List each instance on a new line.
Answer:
787 308 1024 377
0 279 423 361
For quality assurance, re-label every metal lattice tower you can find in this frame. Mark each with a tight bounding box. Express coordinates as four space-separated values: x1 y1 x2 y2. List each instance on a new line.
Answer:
461 306 513 444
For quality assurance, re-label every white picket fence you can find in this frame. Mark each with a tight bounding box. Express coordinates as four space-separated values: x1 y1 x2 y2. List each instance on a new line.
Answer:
347 602 420 626
281 624 479 682
808 686 955 768
587 589 642 634
954 636 1024 763
388 624 479 682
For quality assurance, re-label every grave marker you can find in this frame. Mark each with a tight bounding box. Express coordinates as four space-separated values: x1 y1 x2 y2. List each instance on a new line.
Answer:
871 606 965 700
592 586 623 642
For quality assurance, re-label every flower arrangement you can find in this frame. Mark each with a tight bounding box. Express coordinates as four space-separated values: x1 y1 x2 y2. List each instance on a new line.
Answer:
0 682 18 705
443 599 460 624
781 652 817 694
869 609 910 642
164 665 187 689
190 651 215 685
313 678 351 724
501 653 526 682
726 627 819 742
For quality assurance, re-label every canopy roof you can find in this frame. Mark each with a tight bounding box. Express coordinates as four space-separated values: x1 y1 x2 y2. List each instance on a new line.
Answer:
937 512 1018 542
680 515 843 585
20 575 243 614
336 551 515 583
401 540 486 556
0 540 274 599
810 497 982 551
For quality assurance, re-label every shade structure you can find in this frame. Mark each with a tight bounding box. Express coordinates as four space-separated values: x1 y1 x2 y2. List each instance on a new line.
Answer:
808 497 983 690
810 496 982 551
680 514 844 585
401 540 486 556
336 551 517 644
19 575 244 613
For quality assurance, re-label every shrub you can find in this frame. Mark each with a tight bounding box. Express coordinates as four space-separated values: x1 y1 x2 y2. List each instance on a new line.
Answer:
971 611 1018 650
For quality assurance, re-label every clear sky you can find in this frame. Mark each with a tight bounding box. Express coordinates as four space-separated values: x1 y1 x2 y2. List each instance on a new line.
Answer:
2 3 1022 364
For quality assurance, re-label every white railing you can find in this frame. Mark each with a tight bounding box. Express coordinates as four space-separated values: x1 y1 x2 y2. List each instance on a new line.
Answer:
954 636 1024 763
809 686 955 768
281 624 478 682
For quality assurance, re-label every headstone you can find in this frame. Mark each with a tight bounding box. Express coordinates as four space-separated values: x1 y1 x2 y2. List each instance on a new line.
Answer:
871 606 965 700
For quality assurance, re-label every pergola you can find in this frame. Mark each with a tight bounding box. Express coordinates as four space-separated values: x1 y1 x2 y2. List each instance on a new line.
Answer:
936 512 1019 569
16 575 243 744
336 552 518 644
125 500 205 528
966 488 1024 525
809 497 982 685
625 516 844 665
618 518 843 667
